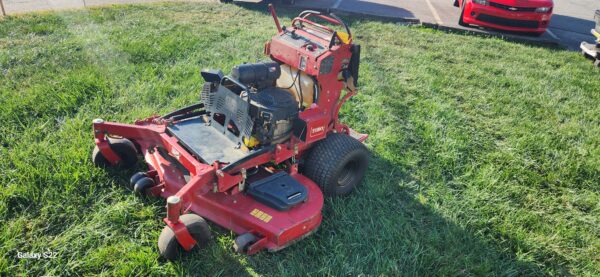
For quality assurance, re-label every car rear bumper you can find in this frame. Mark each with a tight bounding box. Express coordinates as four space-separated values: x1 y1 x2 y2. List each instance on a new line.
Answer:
463 2 552 33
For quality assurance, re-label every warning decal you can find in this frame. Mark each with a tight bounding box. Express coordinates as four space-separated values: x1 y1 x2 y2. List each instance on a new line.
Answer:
250 208 273 223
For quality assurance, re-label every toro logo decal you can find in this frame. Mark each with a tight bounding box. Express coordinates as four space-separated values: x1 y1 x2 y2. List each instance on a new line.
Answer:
310 126 326 138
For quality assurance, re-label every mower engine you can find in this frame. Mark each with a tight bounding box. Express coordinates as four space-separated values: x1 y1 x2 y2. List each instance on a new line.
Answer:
201 61 299 148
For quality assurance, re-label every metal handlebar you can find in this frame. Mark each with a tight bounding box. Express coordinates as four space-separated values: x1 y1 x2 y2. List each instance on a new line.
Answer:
296 10 352 40
292 17 336 34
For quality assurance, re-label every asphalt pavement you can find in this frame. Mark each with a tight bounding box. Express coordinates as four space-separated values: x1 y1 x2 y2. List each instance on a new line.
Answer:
1 0 596 50
294 0 598 50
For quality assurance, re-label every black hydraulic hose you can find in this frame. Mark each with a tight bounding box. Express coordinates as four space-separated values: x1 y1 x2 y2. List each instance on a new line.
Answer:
280 66 303 109
280 66 300 89
298 72 304 109
162 103 204 119
313 77 319 104
170 110 206 121
329 13 351 39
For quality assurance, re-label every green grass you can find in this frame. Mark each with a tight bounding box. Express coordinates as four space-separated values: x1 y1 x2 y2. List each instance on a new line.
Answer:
1 2 599 276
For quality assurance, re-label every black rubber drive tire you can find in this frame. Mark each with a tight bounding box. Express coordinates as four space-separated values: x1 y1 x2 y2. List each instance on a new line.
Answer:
304 133 369 197
458 2 468 27
158 214 212 261
91 138 138 169
233 233 257 253
130 172 147 190
134 177 155 194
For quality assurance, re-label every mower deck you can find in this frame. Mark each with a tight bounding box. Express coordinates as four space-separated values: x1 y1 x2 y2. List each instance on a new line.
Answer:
167 116 250 164
158 172 323 253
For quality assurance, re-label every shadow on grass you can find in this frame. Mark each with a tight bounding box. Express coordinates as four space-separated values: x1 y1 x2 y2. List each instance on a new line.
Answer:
151 153 548 275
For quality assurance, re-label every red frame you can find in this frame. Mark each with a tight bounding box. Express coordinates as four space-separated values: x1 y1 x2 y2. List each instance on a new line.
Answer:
459 0 553 34
93 6 367 254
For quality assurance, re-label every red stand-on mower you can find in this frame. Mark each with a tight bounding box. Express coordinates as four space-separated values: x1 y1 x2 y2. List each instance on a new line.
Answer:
91 5 368 260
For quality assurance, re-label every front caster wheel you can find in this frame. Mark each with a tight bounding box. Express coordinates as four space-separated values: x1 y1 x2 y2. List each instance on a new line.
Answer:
130 172 147 190
92 138 138 169
304 133 369 197
134 177 155 194
158 214 212 261
233 233 257 253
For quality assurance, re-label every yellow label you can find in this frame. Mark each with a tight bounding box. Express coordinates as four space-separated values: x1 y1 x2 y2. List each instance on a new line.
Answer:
337 31 350 44
250 208 272 223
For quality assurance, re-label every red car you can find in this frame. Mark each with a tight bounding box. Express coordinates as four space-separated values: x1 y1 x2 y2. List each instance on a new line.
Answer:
454 0 554 35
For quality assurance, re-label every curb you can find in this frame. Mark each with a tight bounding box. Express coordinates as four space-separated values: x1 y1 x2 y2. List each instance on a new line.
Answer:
333 8 420 24
421 22 562 48
291 3 420 24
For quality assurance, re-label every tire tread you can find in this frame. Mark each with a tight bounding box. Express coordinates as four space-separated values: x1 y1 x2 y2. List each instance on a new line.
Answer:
304 133 368 196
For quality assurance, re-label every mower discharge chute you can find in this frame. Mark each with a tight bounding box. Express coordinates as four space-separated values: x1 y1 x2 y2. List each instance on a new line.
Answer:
91 5 369 260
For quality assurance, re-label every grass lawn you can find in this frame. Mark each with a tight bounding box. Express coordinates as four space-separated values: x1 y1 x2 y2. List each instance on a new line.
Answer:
1 2 599 276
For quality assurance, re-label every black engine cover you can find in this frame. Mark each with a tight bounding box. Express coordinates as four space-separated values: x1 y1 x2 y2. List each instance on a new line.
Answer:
249 87 298 144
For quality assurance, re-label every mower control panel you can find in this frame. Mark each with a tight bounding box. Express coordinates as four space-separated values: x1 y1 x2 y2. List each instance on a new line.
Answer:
279 30 327 57
268 30 340 77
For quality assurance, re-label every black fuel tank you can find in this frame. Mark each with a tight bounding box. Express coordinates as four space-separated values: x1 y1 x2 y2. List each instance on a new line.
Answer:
232 62 281 88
